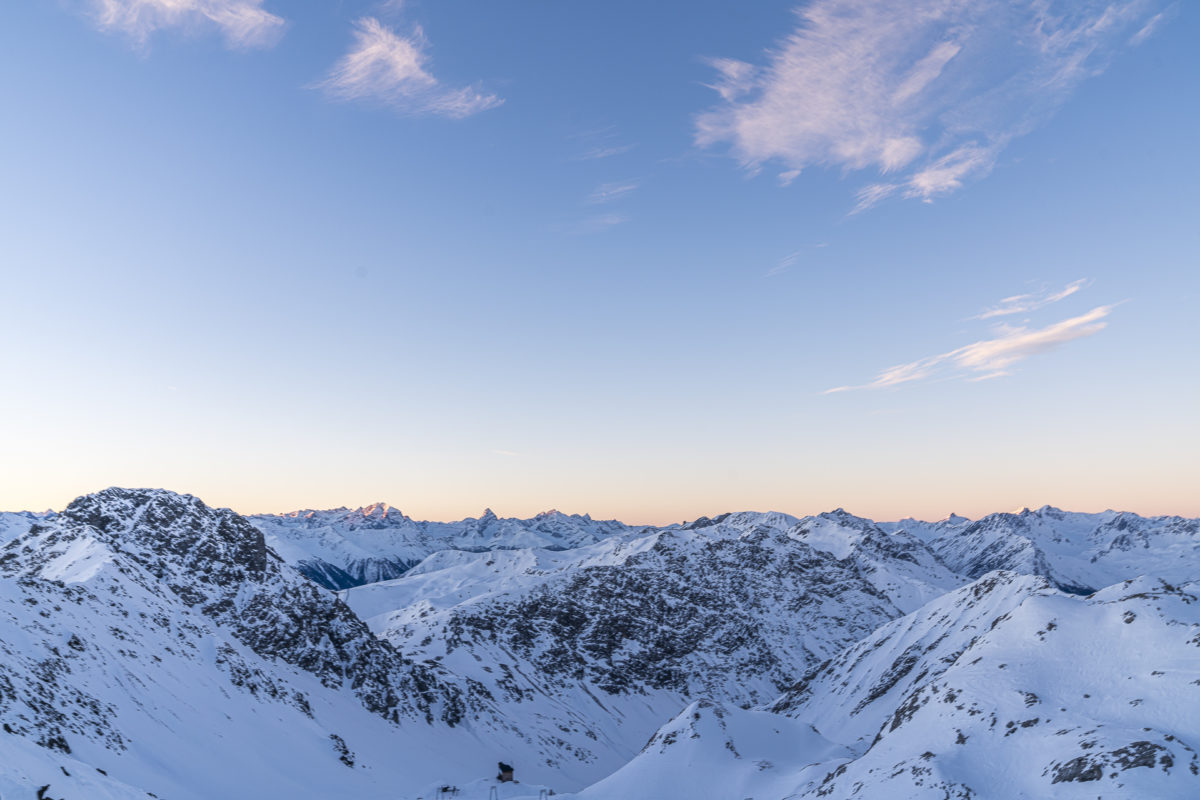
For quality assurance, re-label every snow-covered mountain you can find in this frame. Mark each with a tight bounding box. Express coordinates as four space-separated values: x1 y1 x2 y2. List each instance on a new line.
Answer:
344 510 961 787
890 506 1200 594
586 571 1200 799
3 491 1198 799
250 503 632 589
0 489 566 799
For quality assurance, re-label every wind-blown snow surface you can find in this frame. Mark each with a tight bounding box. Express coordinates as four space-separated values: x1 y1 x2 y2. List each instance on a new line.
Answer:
3 492 1198 798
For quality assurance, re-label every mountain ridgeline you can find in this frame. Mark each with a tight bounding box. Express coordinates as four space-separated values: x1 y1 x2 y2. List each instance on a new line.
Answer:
0 490 1197 799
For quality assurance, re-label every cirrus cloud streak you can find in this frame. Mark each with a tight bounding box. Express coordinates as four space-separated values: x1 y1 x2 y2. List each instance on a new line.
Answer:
827 304 1113 393
973 279 1088 320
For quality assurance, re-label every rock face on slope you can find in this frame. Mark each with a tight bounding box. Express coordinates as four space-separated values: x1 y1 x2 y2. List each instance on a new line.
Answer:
1 488 469 726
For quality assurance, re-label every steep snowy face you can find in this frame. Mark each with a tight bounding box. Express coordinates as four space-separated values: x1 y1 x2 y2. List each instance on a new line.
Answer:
904 506 1200 593
0 489 475 729
250 504 632 590
798 575 1200 798
769 571 1058 743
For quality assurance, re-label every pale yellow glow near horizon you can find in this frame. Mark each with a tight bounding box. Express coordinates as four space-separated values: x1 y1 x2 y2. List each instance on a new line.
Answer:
4 465 1196 526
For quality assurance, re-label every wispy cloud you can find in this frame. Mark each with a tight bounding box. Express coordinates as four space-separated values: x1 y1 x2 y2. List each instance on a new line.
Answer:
1131 8 1172 45
766 251 802 278
317 17 501 118
697 0 1167 210
571 213 629 234
571 126 636 161
89 0 284 48
973 279 1088 320
766 242 830 276
828 303 1114 393
588 181 639 204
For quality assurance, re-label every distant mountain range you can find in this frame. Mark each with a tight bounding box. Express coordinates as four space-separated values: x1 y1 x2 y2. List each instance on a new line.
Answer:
1 491 1197 798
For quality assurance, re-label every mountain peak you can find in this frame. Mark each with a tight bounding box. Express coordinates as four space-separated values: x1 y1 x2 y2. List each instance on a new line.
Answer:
359 502 394 517
56 487 271 583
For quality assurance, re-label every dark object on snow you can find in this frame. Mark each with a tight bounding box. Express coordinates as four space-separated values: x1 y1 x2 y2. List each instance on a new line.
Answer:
497 761 515 782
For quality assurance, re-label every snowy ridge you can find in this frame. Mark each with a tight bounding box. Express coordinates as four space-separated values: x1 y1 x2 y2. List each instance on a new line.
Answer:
894 506 1200 594
250 504 632 589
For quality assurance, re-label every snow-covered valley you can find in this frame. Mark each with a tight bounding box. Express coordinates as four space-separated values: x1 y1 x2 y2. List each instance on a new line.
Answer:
2 491 1198 799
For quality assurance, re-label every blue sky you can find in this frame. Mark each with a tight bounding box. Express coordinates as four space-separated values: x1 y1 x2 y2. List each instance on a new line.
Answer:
1 0 1196 522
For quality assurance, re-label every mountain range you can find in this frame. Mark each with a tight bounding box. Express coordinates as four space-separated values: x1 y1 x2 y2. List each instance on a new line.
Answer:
1 490 1197 799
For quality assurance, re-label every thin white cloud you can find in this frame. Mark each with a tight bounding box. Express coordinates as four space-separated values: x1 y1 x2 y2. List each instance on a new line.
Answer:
90 0 284 47
1131 8 1172 45
777 169 802 186
317 17 501 118
765 251 800 278
827 305 1113 392
697 0 1168 209
571 213 629 234
588 181 639 204
973 279 1088 320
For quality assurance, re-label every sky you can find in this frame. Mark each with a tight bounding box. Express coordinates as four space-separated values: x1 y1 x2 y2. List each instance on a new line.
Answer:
0 0 1197 523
